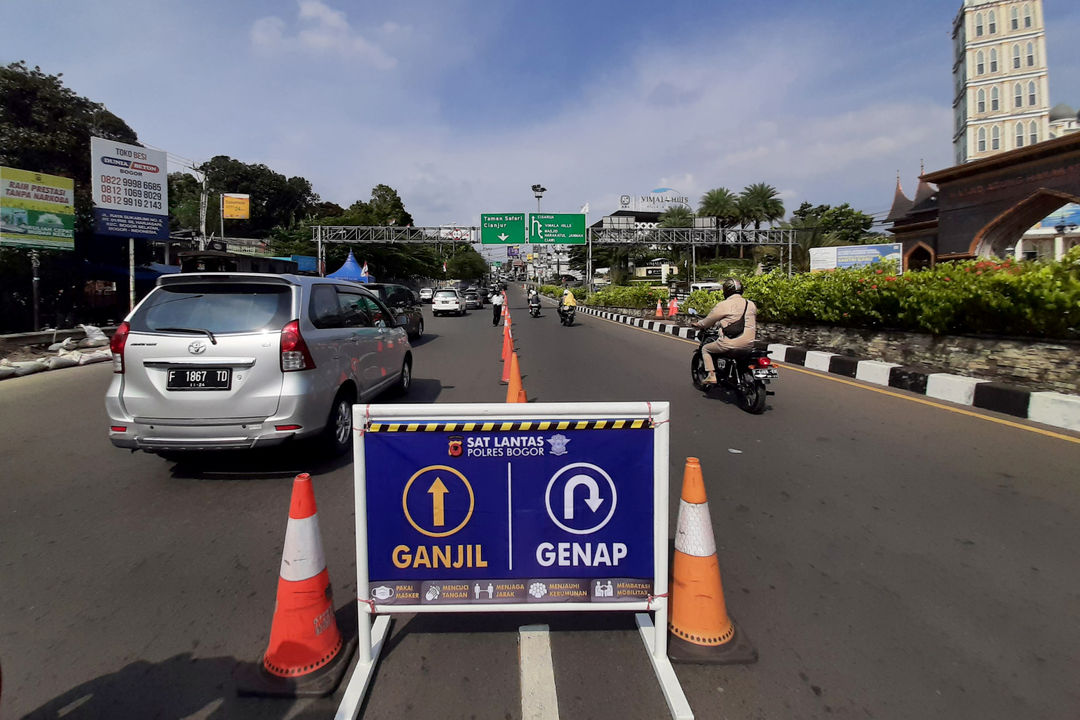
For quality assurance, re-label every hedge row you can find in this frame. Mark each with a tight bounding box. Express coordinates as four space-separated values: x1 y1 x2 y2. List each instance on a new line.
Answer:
588 248 1080 339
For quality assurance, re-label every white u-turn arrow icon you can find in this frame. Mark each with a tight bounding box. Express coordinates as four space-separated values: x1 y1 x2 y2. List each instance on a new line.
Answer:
564 474 603 520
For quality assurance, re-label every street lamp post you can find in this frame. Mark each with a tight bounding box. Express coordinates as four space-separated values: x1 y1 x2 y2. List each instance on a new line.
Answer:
532 184 547 280
532 184 546 213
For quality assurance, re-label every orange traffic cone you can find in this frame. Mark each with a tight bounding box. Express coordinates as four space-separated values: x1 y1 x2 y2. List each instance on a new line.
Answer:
668 297 679 317
235 473 357 696
500 327 514 383
506 352 526 403
655 299 663 318
667 458 757 665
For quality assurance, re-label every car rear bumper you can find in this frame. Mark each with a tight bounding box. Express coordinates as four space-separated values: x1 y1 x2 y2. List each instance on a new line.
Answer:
106 373 332 451
107 419 305 450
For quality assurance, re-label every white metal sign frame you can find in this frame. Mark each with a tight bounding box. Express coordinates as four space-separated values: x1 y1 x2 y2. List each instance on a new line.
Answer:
337 401 691 720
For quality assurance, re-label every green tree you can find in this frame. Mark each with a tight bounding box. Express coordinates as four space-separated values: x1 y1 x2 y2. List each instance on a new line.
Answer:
753 201 878 273
192 155 319 238
794 202 877 246
739 182 785 229
0 61 143 330
659 206 694 228
698 187 741 260
445 245 487 280
698 188 740 229
367 184 414 226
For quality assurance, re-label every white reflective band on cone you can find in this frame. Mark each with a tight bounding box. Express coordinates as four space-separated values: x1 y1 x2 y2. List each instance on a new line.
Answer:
674 501 716 557
279 515 327 581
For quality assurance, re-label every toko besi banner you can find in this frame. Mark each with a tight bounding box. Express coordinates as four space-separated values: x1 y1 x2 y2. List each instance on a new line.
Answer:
0 167 75 251
90 137 168 240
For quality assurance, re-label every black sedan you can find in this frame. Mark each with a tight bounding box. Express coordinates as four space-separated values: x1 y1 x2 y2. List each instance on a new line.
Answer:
361 283 425 340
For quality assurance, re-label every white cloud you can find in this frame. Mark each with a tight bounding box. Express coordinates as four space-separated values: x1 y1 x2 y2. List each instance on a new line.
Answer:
251 12 953 225
250 16 286 48
251 0 396 70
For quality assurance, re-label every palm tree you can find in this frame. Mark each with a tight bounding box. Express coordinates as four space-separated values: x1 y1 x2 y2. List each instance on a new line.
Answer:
737 183 784 259
659 206 695 228
699 188 740 260
698 188 739 229
739 182 785 229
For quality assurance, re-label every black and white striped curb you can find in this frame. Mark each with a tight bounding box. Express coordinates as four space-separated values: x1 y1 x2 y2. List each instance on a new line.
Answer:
577 306 1080 433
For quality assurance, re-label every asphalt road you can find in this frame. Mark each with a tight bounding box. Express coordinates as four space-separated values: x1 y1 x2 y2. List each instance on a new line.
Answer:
1 284 1078 720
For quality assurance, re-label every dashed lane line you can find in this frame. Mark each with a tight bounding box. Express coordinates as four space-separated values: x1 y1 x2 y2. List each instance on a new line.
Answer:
520 624 560 720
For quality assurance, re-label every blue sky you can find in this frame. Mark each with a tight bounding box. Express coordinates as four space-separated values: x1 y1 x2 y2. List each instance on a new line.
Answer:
5 0 1080 228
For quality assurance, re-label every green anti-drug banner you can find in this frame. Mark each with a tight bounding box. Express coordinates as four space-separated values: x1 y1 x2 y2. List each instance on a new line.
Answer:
0 167 75 251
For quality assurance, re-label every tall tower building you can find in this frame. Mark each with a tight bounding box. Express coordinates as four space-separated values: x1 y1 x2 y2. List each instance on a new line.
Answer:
951 0 1050 164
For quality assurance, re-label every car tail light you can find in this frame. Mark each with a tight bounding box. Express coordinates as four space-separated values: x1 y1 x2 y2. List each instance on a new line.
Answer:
110 425 127 433
280 320 316 372
757 357 772 368
110 321 130 373
275 424 302 431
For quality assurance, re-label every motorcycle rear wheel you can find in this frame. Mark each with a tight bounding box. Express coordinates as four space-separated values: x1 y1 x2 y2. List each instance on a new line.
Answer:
737 373 767 414
690 353 708 390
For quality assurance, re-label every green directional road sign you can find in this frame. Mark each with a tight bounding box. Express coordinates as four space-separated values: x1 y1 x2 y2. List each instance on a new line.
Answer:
481 213 526 244
529 213 586 244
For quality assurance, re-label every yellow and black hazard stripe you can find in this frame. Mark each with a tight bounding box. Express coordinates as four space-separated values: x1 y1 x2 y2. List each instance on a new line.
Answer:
365 418 652 433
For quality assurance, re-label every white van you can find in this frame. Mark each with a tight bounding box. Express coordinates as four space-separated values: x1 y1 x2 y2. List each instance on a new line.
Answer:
690 282 723 293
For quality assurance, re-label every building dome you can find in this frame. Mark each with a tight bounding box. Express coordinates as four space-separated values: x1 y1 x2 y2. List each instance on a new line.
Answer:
1049 103 1076 121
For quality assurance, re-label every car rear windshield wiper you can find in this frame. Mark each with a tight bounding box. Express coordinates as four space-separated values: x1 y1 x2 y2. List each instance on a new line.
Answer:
157 327 218 345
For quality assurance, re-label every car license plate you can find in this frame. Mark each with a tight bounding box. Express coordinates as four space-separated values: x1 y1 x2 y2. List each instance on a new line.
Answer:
753 368 778 379
167 367 232 390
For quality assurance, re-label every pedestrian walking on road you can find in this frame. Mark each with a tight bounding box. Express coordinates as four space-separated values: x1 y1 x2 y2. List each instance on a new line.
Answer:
490 291 504 326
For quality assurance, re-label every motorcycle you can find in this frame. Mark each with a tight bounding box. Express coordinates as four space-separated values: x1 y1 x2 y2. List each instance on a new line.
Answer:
529 298 542 317
558 305 576 326
687 308 777 414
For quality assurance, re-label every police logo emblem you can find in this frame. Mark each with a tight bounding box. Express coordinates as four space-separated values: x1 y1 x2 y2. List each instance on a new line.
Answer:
547 433 570 456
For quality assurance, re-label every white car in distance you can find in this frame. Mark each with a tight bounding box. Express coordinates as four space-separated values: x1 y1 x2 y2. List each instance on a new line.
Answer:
431 289 465 316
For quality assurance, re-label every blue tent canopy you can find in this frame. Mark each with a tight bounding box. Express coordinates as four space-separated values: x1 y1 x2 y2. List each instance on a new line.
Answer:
327 251 371 282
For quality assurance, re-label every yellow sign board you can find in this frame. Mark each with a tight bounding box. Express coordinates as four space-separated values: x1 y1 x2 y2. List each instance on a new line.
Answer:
222 193 250 219
1 166 75 250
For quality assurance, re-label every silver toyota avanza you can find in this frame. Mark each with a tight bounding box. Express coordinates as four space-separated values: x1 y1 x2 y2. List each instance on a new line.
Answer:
106 273 412 456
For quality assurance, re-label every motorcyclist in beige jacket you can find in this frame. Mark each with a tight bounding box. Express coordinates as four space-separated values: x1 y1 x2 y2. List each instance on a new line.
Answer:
691 278 757 385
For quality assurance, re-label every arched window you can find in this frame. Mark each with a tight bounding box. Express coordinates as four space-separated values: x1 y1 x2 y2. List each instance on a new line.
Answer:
990 48 998 72
1029 121 1038 145
978 127 987 152
1023 4 1032 28
1026 42 1035 67
991 125 1000 150
975 12 984 36
1016 122 1025 148
976 50 985 74
1028 81 1036 106
991 87 1000 111
1013 44 1021 69
977 88 986 113
1014 83 1023 108
988 10 996 34
1011 7 1019 30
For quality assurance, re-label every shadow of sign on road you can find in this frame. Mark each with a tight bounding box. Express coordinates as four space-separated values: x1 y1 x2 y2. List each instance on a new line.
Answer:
19 652 322 720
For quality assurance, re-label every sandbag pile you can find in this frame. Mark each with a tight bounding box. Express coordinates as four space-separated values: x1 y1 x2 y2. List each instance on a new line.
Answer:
0 324 112 382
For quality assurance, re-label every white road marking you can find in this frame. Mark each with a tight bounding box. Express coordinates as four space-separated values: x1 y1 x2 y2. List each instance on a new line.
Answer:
519 624 560 720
